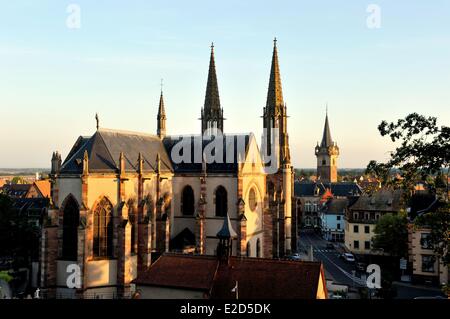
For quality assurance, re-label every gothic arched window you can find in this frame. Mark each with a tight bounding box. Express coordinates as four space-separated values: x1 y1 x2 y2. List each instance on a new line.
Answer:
322 159 326 165
256 239 261 258
246 242 251 257
62 196 79 261
215 186 228 217
93 198 113 258
181 185 195 215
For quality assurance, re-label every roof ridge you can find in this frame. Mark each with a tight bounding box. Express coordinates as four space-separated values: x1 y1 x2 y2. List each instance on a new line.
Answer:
98 127 161 139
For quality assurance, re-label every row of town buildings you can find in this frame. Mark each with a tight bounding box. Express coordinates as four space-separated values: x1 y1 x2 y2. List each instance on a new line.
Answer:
294 118 449 286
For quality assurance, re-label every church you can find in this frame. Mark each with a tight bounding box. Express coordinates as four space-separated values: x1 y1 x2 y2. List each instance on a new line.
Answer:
39 40 296 299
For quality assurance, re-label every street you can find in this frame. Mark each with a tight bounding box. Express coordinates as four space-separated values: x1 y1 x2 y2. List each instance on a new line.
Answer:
298 229 365 287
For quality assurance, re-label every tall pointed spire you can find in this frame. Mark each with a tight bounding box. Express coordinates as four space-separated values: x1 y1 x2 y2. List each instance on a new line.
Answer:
320 110 333 147
157 83 166 139
204 42 221 111
266 37 284 115
201 42 224 135
262 38 290 168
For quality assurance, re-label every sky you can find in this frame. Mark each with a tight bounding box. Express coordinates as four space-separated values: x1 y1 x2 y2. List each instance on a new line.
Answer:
0 0 449 169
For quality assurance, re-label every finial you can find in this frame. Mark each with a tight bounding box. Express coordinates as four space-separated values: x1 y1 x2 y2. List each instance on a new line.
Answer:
95 113 99 130
326 102 328 116
160 78 164 95
211 42 214 50
274 37 277 47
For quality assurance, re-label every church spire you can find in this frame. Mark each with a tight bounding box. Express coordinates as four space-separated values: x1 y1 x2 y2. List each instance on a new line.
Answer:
157 85 166 139
204 43 220 111
315 108 339 183
262 38 290 168
266 37 284 115
320 110 333 147
201 43 224 135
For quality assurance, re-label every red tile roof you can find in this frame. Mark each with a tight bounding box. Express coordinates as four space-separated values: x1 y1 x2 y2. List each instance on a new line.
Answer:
34 180 51 198
133 254 219 291
133 254 324 299
211 257 322 299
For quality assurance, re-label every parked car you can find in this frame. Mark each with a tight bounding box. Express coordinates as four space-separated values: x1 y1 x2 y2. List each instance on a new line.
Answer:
286 253 302 261
340 253 355 263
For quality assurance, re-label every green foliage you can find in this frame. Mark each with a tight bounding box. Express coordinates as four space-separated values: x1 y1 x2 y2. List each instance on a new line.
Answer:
367 113 450 268
372 213 408 257
0 270 13 282
366 113 449 199
415 203 450 266
11 176 26 184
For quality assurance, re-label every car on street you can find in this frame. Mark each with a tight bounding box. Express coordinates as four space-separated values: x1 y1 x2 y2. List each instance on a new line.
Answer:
340 253 355 263
286 253 302 261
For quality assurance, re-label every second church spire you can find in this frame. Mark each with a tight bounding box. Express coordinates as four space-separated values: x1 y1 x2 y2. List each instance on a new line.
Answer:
201 43 224 135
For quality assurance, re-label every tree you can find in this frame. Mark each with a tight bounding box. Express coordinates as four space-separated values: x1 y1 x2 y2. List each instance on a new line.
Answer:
366 113 449 200
0 270 13 282
415 202 450 266
372 213 409 257
10 176 25 184
0 194 40 268
366 113 449 267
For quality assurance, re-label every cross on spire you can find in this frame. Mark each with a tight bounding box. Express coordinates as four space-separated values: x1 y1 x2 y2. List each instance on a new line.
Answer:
95 113 99 130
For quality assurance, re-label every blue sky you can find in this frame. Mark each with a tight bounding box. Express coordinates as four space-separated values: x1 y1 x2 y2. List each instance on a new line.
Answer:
0 0 449 168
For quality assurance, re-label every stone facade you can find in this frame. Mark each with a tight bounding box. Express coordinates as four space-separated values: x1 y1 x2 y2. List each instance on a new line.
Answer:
40 40 296 298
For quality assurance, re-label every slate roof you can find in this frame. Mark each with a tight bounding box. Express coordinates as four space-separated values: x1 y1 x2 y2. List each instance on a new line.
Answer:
216 214 238 239
133 254 325 299
11 197 49 218
321 198 348 215
60 129 173 174
162 134 252 174
1 184 32 198
349 189 404 212
320 114 333 147
408 193 442 219
294 181 362 197
170 228 196 251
